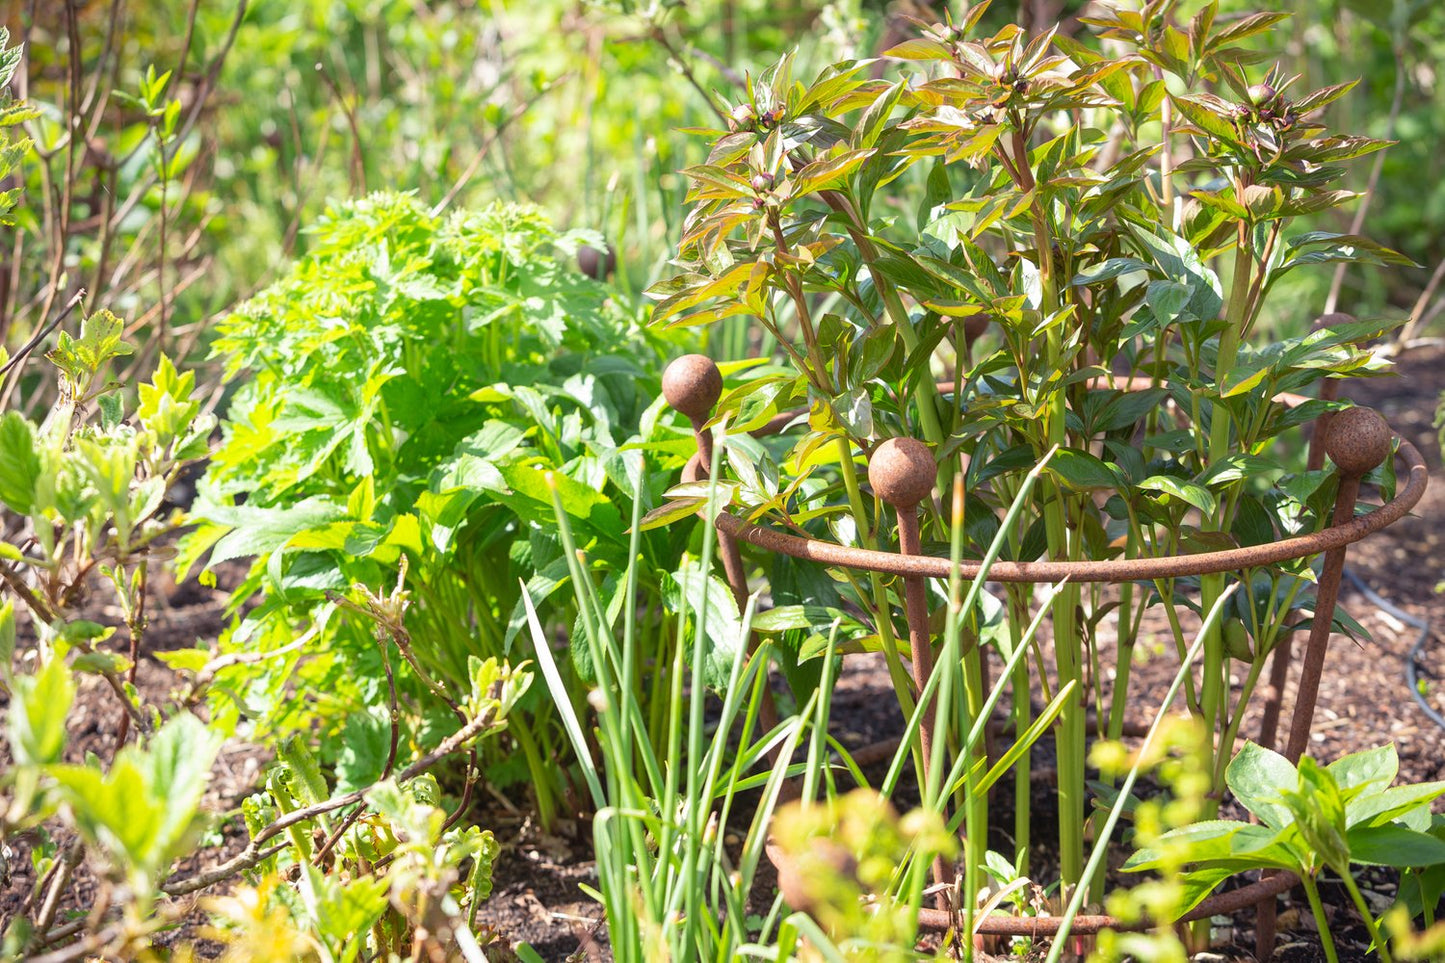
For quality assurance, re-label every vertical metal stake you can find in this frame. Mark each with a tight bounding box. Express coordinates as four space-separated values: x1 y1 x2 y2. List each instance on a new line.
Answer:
1256 405 1390 963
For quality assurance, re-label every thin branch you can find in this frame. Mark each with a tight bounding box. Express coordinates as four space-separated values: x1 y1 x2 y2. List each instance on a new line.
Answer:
430 76 569 217
0 558 59 624
649 26 727 123
162 702 504 897
1323 42 1406 315
1393 254 1445 350
28 925 126 963
100 665 152 737
0 286 86 398
29 839 84 946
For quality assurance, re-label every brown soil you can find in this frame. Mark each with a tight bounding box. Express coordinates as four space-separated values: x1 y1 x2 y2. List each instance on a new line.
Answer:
469 346 1445 961
4 348 1441 962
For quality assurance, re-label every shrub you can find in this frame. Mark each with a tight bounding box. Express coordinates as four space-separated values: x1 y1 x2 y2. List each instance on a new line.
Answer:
649 0 1417 926
183 192 690 825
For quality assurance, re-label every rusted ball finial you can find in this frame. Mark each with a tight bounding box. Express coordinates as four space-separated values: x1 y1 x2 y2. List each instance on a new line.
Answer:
868 438 936 508
662 354 723 421
1325 406 1391 477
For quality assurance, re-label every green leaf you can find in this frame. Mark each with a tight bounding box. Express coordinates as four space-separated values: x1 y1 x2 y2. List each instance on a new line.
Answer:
883 38 953 61
153 648 211 673
793 148 876 195
303 862 390 950
1071 257 1153 286
50 714 221 900
7 657 75 765
667 562 743 693
1046 448 1124 491
1171 94 1241 143
1326 743 1398 794
1346 782 1445 829
1137 475 1218 515
1347 825 1445 869
1176 864 1249 916
205 497 348 565
751 604 852 635
1125 820 1251 870
1226 742 1297 831
335 707 392 793
0 599 13 670
638 497 705 532
46 309 134 382
0 412 41 514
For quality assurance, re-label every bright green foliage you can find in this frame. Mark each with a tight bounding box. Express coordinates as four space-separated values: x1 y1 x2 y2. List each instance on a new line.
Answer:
0 309 220 953
50 712 223 915
183 192 688 821
5 656 76 767
1127 741 1445 963
241 693 527 963
0 312 212 628
1128 742 1445 885
648 1 1416 899
3 662 222 920
0 28 36 228
1088 719 1213 963
770 788 957 959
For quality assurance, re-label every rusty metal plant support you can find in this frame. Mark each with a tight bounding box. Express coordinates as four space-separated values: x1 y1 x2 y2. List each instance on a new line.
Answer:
661 355 1428 946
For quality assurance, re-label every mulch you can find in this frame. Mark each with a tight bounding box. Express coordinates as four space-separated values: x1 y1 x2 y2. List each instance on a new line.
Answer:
3 346 1442 962
472 344 1445 962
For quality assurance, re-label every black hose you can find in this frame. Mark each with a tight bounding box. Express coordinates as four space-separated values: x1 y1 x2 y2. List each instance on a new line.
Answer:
1341 566 1445 733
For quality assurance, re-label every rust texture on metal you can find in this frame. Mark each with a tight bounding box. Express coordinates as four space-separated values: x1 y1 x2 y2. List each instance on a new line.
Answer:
717 381 1427 584
712 442 1423 583
762 839 1299 937
1281 408 1392 763
868 438 937 509
662 360 1428 944
925 869 1301 937
663 356 780 737
868 438 948 894
661 353 724 421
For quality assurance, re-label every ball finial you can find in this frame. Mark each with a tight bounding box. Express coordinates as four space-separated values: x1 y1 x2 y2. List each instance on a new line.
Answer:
1325 406 1392 477
868 438 936 508
662 354 723 421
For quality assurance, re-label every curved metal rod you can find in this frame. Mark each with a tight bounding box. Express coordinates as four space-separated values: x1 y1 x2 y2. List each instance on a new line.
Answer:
726 383 1427 584
922 868 1300 936
716 440 1424 583
763 840 1298 936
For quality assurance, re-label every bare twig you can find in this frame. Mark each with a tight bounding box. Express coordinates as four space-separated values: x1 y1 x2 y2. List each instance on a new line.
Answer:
29 839 84 947
1323 42 1406 316
313 62 368 194
113 561 148 750
183 629 317 707
430 76 569 216
0 287 86 394
100 665 152 737
28 924 126 963
1392 255 1445 351
163 703 504 897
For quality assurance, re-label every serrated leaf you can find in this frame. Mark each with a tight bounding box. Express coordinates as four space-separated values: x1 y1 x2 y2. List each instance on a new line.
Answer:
8 657 75 765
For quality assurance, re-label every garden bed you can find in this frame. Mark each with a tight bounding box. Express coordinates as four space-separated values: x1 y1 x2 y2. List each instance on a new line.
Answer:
6 360 1439 961
455 344 1445 959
